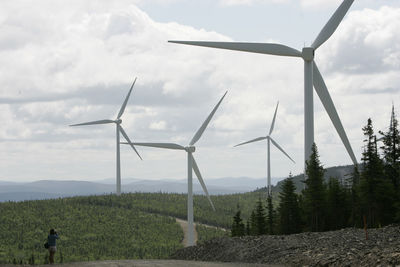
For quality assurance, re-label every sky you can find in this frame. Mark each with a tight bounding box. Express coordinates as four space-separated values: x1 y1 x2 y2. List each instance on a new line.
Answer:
0 0 399 185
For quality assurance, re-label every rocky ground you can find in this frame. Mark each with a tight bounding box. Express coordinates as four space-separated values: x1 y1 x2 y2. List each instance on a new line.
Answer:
171 224 400 266
2 260 279 267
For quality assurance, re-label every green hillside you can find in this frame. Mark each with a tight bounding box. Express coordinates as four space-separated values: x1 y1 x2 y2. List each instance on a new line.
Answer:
0 191 264 265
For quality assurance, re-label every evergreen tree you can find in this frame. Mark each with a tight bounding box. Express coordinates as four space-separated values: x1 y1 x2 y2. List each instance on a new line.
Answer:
253 198 267 235
248 210 257 235
349 166 361 227
231 209 245 237
359 118 395 227
245 220 250 236
277 175 301 234
266 195 275 234
302 143 326 232
379 105 400 222
379 105 400 190
326 177 349 230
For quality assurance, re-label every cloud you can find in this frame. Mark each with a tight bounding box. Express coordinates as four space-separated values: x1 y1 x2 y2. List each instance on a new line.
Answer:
0 1 398 182
300 0 341 9
218 0 289 7
319 7 400 74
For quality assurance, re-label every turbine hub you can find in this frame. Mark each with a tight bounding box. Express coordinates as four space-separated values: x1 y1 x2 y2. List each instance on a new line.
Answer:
302 47 314 61
185 146 195 153
116 119 122 124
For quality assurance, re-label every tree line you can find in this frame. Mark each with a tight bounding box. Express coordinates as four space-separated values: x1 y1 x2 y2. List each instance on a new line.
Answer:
232 106 400 236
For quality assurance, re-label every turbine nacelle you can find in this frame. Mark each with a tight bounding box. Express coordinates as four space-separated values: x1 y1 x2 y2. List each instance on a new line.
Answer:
130 91 227 246
69 77 142 195
185 146 196 153
302 47 315 61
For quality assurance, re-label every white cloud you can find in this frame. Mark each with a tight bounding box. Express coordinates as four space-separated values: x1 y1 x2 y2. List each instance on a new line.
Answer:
219 0 289 7
300 0 341 9
149 120 167 130
0 1 398 183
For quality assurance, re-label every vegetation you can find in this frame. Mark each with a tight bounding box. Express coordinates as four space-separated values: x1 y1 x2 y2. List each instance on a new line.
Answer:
277 175 301 234
230 209 245 237
0 198 183 264
0 190 259 264
232 105 400 236
196 224 228 244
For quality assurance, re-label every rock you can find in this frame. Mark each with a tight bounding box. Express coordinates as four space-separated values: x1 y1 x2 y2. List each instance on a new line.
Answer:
170 224 400 266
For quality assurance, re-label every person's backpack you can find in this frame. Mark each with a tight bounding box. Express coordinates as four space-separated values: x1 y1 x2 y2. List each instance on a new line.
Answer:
44 242 49 249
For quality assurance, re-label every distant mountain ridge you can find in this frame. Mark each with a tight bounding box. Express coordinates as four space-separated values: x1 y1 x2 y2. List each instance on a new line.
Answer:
0 164 357 202
0 177 268 202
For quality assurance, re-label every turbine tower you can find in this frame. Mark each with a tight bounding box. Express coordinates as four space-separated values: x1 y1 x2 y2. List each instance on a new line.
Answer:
70 78 142 195
126 91 227 246
168 0 358 174
235 102 295 196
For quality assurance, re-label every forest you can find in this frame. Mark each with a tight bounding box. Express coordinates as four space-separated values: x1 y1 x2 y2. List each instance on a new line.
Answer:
232 106 400 236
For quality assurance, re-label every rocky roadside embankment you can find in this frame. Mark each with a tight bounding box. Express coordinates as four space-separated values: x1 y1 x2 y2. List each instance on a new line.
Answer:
171 224 400 266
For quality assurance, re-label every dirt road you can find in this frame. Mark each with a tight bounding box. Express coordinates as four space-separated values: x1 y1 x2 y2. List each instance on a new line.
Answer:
175 218 198 247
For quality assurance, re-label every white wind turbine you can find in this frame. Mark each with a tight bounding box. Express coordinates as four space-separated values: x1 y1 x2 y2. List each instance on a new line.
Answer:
70 78 142 195
235 102 295 196
127 91 227 246
169 0 358 174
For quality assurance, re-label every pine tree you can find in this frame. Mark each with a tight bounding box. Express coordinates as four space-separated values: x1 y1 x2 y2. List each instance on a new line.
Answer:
231 209 245 237
326 177 349 230
359 118 395 227
253 198 267 235
278 175 301 234
379 105 400 189
349 166 361 227
245 220 250 235
302 143 326 232
379 105 400 222
248 210 257 235
266 195 275 234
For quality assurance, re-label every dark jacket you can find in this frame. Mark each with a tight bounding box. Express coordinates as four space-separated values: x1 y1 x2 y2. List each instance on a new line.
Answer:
47 234 59 247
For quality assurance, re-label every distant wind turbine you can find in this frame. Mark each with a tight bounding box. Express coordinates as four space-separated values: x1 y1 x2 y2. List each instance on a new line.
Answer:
235 102 295 196
125 91 227 246
168 0 358 175
70 78 142 195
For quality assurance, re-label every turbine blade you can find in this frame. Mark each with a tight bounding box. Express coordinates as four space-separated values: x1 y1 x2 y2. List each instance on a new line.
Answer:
124 142 186 150
191 155 215 211
311 0 354 49
119 125 142 160
169 41 302 58
234 136 267 147
117 78 137 119
313 61 357 165
269 101 279 135
190 91 227 146
70 119 114 126
269 137 295 164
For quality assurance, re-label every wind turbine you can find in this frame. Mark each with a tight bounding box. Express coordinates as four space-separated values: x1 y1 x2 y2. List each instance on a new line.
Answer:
235 102 295 196
168 0 358 175
70 78 142 195
126 91 227 246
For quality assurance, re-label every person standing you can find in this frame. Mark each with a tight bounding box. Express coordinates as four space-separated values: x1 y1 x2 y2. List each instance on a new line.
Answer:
47 229 59 264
